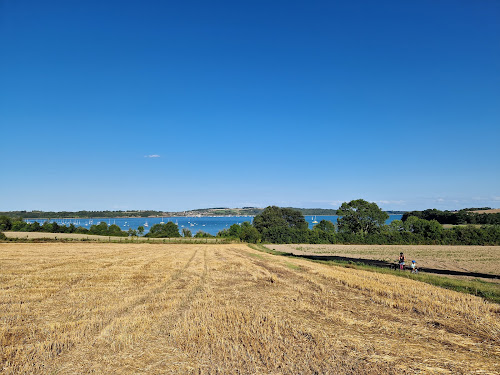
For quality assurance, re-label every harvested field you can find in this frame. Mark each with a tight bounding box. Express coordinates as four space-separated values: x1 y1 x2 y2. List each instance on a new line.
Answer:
0 243 499 374
268 244 500 278
470 209 500 214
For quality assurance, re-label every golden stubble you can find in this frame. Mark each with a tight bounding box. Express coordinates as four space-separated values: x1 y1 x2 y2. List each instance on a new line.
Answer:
0 243 498 374
269 244 500 276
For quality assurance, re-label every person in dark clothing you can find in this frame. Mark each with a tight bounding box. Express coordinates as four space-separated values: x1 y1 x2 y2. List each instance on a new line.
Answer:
399 252 405 270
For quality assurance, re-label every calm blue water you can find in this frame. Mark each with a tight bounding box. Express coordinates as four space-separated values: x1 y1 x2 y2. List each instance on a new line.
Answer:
26 215 403 236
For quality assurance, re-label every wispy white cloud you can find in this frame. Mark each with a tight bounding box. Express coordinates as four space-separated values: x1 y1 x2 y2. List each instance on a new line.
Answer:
144 154 160 158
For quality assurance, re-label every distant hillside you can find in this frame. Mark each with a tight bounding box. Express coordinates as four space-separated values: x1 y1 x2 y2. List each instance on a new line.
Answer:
0 207 406 219
0 210 165 219
186 207 262 216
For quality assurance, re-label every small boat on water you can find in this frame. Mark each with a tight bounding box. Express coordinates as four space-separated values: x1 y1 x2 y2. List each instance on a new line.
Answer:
144 221 149 227
312 216 318 224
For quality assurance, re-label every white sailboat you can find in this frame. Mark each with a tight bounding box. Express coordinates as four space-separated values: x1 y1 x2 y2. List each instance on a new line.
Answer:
144 221 149 227
312 216 318 224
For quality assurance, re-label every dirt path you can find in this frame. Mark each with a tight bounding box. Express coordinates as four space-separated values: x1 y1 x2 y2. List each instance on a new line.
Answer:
268 244 500 281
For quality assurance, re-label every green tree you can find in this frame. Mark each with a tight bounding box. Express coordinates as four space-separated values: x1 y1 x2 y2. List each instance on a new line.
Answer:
182 228 192 237
313 220 336 233
387 219 404 232
75 226 89 234
194 230 214 238
426 219 443 240
403 216 426 234
253 206 308 242
108 224 126 236
337 199 389 235
30 222 41 232
137 226 145 236
146 222 180 238
42 221 54 233
0 216 13 231
240 222 261 243
12 220 28 231
228 223 243 237
90 222 109 235
128 228 138 237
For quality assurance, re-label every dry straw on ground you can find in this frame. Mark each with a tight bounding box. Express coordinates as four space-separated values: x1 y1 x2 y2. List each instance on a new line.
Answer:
0 243 499 374
268 244 500 276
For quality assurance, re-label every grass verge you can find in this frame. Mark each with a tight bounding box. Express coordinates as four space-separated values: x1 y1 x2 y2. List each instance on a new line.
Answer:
1 232 239 244
248 244 500 304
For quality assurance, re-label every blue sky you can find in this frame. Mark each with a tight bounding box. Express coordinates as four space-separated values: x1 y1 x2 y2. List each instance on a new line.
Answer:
1 0 499 212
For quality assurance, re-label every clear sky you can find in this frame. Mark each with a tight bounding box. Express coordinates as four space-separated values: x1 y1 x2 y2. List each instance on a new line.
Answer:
1 0 499 212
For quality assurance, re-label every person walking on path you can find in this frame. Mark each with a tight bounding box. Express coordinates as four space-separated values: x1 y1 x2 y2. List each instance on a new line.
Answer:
399 252 405 270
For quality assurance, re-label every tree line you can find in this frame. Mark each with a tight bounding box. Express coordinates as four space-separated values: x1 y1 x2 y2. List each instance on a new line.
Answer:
0 207 404 220
0 210 165 219
217 200 500 245
402 208 500 225
0 217 128 237
2 200 499 245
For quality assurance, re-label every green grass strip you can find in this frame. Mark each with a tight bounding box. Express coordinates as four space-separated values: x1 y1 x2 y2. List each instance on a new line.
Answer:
248 244 500 304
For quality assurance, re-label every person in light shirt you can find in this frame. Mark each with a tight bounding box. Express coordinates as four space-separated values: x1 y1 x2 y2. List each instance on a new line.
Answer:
411 260 418 273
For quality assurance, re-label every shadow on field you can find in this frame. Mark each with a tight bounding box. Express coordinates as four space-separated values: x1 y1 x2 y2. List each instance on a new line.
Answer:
285 253 500 280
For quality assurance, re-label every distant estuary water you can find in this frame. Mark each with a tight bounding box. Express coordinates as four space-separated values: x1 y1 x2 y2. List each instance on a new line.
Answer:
26 215 403 236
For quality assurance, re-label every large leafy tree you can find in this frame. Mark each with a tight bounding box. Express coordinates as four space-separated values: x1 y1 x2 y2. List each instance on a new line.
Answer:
239 222 261 243
313 220 336 233
253 206 308 232
253 206 308 242
146 222 181 238
337 199 389 235
0 216 12 231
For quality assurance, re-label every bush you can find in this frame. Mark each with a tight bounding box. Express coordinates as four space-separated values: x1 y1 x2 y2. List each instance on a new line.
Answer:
240 224 261 243
146 222 181 238
0 216 12 231
194 231 214 238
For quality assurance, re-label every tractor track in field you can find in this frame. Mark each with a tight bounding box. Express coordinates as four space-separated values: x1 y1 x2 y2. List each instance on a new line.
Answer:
46 248 210 374
161 248 209 335
0 251 166 308
93 248 201 341
3 248 201 372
